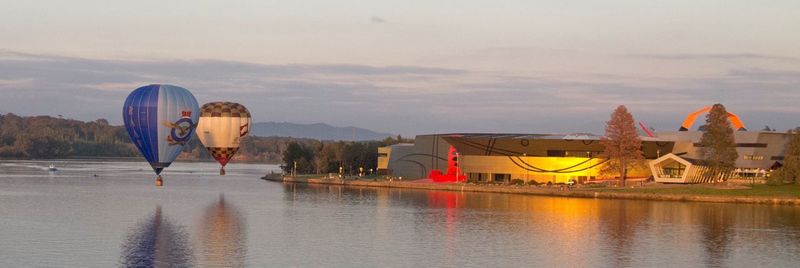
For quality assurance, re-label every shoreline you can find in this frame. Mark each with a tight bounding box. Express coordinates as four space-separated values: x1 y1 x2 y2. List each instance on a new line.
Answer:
262 175 800 206
0 158 279 165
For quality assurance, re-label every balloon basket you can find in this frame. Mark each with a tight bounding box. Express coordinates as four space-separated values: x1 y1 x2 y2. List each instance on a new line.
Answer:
155 176 164 187
220 167 226 176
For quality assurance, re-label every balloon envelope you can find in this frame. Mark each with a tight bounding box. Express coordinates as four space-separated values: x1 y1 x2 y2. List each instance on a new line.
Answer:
123 84 200 175
196 102 251 172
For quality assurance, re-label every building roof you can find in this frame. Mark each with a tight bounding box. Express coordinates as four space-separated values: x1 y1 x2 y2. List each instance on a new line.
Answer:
386 143 414 148
654 153 708 166
676 155 708 166
419 133 669 142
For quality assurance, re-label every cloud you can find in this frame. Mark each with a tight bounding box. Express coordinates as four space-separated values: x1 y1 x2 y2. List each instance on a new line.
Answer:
627 53 800 62
0 51 469 132
369 16 386 23
726 68 800 81
0 50 799 135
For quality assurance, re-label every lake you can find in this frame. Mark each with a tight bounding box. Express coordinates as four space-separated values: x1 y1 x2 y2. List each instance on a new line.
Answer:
1 160 799 267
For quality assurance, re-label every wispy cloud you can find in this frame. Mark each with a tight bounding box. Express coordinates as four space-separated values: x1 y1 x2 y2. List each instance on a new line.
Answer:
726 68 800 81
369 16 386 23
627 53 800 62
0 51 799 135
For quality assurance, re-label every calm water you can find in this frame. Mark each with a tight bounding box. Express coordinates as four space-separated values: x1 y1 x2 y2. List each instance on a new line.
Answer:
1 160 800 267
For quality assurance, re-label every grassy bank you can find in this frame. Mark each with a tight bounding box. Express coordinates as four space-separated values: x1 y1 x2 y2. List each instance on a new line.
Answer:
263 175 800 205
595 184 800 197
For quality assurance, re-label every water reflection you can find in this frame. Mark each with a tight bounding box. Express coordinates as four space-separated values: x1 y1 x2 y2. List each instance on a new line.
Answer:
596 201 650 267
197 194 247 267
427 191 463 267
698 205 734 267
280 183 800 267
119 206 194 268
427 191 464 209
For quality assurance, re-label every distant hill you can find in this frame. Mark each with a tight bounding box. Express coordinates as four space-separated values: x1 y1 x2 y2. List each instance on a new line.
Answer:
250 122 393 141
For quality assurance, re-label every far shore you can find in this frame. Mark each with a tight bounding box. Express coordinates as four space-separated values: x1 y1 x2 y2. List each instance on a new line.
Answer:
0 157 280 165
262 174 800 206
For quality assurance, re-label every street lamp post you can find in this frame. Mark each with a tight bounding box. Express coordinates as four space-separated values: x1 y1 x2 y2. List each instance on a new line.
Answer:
460 153 466 183
455 152 460 182
523 153 528 184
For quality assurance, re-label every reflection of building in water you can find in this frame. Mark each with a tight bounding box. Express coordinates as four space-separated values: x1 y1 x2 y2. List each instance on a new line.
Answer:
425 191 463 266
119 206 194 268
427 191 463 209
696 204 735 267
280 183 800 266
197 195 247 268
595 201 652 267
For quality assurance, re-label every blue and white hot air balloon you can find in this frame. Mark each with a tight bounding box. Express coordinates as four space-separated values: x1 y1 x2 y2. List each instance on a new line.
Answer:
123 84 200 186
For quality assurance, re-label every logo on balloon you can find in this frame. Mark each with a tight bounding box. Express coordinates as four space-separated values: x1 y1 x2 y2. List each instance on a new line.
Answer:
240 123 250 137
163 111 196 146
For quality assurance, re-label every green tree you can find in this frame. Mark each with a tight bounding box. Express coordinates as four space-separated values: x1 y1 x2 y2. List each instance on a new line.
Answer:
600 105 644 186
314 143 340 174
281 141 314 174
698 103 738 182
0 113 138 159
770 128 800 184
22 133 71 158
382 136 398 146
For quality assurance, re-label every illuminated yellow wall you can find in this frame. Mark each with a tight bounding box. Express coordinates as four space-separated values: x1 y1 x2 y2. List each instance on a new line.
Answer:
377 147 391 170
460 155 652 183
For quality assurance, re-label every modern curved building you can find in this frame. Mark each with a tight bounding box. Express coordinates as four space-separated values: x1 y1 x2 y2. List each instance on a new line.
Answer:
378 133 674 184
377 107 793 184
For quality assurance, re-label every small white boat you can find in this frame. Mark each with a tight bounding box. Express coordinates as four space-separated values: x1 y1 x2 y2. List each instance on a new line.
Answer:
48 164 58 172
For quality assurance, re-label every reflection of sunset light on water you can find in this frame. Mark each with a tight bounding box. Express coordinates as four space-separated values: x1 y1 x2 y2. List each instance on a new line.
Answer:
272 182 800 267
427 191 464 266
428 191 463 209
197 194 247 267
423 192 604 267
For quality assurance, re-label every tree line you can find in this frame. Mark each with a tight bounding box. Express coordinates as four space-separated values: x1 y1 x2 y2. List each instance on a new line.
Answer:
0 113 409 164
280 135 411 175
0 113 135 158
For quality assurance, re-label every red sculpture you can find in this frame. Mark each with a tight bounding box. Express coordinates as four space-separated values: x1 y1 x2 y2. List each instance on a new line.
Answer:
429 146 467 183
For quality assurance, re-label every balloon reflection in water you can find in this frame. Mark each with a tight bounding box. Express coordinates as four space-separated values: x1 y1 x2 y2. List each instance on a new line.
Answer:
119 206 194 268
197 194 247 267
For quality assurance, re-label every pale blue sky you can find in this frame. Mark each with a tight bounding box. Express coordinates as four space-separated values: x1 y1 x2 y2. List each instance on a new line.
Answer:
1 1 799 135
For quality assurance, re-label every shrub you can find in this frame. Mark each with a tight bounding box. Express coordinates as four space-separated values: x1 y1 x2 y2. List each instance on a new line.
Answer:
583 183 607 188
511 179 524 185
767 169 787 186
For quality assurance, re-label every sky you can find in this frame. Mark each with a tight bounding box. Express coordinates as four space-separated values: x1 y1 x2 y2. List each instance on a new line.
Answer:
1 0 799 136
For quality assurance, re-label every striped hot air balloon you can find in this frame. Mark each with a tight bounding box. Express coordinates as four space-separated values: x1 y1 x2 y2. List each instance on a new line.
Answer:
196 102 251 175
123 84 200 186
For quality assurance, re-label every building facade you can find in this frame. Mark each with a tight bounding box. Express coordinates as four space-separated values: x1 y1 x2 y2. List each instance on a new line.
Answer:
379 131 793 184
380 133 674 184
